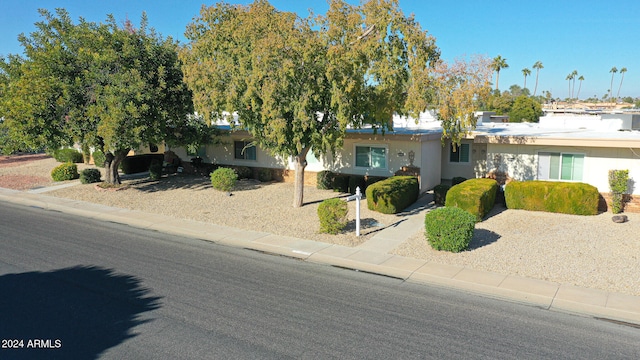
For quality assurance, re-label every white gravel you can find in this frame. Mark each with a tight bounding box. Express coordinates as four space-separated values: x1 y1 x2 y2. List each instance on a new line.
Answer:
393 205 640 296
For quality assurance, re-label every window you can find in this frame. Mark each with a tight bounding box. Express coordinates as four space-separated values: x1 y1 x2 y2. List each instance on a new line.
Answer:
355 146 387 169
450 143 470 163
234 141 256 160
537 152 584 181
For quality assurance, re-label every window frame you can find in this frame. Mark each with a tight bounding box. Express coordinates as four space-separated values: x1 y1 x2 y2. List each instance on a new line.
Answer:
234 140 257 161
354 144 388 170
537 151 584 181
449 143 471 164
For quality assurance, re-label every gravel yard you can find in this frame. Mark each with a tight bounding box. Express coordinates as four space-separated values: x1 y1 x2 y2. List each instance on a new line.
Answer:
2 154 640 296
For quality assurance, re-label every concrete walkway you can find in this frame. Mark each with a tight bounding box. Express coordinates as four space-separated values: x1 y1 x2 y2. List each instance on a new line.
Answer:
1 186 639 325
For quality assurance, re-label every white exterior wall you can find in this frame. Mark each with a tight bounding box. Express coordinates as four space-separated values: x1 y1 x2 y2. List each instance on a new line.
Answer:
420 139 442 191
440 139 477 180
486 143 640 195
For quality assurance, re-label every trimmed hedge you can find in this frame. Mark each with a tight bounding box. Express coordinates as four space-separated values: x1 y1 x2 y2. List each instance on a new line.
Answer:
51 162 79 181
505 180 599 215
366 176 419 214
257 168 272 182
348 175 366 195
317 198 348 234
80 168 101 184
433 184 450 206
425 206 476 252
120 154 164 174
451 176 467 186
445 178 498 222
317 170 334 190
332 174 350 193
52 148 83 163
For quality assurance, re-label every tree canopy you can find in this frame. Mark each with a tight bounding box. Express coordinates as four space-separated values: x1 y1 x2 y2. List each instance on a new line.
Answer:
180 0 441 207
0 9 196 183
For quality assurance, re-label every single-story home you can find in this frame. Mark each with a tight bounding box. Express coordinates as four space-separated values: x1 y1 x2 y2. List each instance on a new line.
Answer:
162 109 640 211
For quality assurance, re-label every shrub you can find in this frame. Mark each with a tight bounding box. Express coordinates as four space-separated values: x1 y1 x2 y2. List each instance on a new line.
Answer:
210 167 238 192
433 184 450 206
149 159 163 181
79 168 101 184
446 178 498 222
348 175 366 195
51 162 79 181
53 148 83 163
608 169 629 214
257 168 273 182
317 198 348 234
451 176 467 186
92 150 106 167
365 176 386 189
317 170 334 190
424 207 476 252
332 174 350 193
120 154 164 174
366 176 419 214
233 166 252 179
505 180 599 215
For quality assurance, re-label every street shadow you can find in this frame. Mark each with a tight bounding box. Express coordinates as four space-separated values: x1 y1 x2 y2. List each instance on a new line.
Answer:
482 203 508 220
0 265 162 359
128 174 267 193
468 229 501 250
342 217 387 234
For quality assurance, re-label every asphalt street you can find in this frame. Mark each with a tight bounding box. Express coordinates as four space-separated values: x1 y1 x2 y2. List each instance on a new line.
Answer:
1 201 639 359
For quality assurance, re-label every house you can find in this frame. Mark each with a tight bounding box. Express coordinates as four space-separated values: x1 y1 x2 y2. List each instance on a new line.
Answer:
167 109 640 211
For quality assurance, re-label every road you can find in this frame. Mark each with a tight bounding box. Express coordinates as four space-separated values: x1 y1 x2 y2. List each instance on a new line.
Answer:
1 201 639 359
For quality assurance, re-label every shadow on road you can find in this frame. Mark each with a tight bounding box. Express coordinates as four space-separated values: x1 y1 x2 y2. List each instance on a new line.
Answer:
0 265 161 359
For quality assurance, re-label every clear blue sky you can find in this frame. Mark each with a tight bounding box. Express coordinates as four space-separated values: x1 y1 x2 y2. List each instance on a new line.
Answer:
2 0 639 99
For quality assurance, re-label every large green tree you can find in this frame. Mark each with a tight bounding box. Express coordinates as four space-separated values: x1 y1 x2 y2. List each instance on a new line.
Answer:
0 9 195 184
509 95 542 123
180 0 440 207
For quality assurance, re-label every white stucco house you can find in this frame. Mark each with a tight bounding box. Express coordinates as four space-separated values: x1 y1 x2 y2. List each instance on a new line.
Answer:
166 109 640 209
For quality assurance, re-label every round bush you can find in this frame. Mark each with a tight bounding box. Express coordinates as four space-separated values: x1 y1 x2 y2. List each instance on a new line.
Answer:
424 207 476 252
149 159 163 180
80 168 101 184
451 176 467 186
317 170 334 190
233 166 252 179
257 168 272 182
53 148 84 163
92 150 106 167
51 162 79 181
317 198 348 235
210 167 238 192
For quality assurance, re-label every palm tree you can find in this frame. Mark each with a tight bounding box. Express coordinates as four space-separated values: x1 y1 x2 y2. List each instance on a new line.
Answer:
616 67 627 100
576 75 584 100
532 61 543 96
570 70 578 99
492 55 509 91
522 68 531 89
566 73 574 101
609 66 618 100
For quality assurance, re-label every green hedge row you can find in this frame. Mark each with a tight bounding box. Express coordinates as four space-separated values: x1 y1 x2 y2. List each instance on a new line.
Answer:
505 180 599 215
445 178 498 222
120 154 164 174
366 176 419 214
316 171 386 195
52 148 83 163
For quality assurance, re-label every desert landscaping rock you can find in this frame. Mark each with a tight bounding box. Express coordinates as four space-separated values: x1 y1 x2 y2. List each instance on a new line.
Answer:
612 215 628 223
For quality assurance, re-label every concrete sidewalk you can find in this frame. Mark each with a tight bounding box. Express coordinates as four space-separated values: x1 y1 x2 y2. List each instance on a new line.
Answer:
1 186 639 325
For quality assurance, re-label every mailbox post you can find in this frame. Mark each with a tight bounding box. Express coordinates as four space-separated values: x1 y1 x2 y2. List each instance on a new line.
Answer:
345 186 362 236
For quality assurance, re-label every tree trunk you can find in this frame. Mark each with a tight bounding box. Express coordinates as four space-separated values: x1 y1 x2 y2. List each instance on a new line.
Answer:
292 147 311 208
104 149 129 185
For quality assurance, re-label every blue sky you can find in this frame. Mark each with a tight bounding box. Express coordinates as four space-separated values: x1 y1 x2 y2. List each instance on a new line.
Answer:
2 0 639 99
